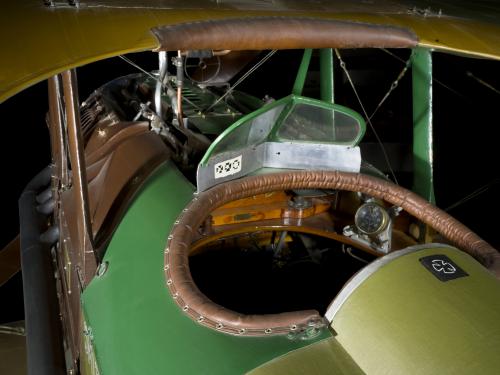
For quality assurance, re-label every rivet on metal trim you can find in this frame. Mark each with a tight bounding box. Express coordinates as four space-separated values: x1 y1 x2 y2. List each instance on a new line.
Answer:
216 323 224 330
265 328 272 334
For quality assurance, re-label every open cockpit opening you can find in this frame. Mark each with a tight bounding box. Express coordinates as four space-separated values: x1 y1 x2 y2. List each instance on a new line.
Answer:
165 167 498 337
190 230 374 315
184 185 416 318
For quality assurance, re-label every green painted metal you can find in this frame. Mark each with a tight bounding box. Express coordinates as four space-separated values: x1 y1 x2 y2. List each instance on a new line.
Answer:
82 162 330 375
292 49 313 96
411 48 436 204
319 49 335 104
200 94 367 166
230 91 267 111
247 337 363 375
331 246 500 374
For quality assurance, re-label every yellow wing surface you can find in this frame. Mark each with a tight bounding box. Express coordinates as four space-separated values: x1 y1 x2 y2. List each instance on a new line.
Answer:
1 0 500 103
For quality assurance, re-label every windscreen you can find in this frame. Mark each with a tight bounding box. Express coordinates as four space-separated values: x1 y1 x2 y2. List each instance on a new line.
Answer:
278 103 361 143
210 103 286 155
197 96 365 192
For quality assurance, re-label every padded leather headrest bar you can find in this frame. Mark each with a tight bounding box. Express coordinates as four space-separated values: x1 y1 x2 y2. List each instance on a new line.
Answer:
165 171 499 337
152 17 418 51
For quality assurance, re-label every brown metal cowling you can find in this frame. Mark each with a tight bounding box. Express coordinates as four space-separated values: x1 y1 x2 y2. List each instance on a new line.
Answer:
152 17 418 52
165 170 500 336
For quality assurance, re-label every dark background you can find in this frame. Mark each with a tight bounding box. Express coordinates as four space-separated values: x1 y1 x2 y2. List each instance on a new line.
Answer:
1 50 499 323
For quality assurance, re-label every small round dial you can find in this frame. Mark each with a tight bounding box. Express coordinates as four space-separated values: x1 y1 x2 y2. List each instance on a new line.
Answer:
354 202 388 235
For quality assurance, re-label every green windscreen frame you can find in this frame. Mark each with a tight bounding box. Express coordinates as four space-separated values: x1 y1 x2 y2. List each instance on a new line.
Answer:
199 94 366 167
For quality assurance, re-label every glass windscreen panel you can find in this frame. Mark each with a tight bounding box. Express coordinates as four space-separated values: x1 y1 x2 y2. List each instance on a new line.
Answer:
210 103 286 155
277 103 361 144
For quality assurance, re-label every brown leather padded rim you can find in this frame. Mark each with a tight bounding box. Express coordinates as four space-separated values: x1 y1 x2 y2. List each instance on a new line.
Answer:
165 171 500 336
152 17 418 52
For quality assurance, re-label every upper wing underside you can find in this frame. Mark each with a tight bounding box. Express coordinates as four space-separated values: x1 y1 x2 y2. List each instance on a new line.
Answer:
1 0 500 103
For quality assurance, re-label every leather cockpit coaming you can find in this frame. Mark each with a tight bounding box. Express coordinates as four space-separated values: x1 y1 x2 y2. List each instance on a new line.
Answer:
165 170 498 337
152 17 418 52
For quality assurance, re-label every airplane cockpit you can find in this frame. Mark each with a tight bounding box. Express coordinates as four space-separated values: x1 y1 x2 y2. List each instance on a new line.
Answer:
162 80 431 337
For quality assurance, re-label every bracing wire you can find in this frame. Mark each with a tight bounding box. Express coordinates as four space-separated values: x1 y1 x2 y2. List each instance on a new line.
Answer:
466 71 500 96
445 179 500 212
334 49 399 184
367 49 414 123
380 48 465 99
204 49 277 113
119 55 159 82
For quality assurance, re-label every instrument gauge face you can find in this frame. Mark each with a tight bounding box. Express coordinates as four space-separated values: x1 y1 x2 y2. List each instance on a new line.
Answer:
354 202 388 235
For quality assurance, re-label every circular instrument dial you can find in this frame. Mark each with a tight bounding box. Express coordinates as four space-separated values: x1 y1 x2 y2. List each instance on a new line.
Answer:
354 202 388 235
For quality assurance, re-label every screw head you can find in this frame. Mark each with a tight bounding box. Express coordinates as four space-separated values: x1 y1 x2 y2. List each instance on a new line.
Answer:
96 261 109 277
